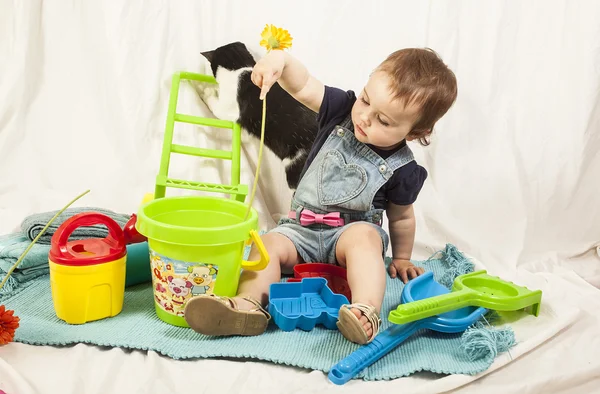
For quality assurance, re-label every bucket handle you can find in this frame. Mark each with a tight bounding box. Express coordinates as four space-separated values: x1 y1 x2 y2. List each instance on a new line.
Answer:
240 230 269 271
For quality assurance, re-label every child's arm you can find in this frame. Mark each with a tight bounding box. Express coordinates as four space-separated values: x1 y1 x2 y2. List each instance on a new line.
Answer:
251 50 325 113
386 203 425 283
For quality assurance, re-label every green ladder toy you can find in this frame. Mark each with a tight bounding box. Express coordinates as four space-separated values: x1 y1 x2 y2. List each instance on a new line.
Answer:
154 71 248 202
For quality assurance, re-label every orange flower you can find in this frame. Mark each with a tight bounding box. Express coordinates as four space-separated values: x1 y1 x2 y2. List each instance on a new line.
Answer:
0 304 20 345
260 24 293 51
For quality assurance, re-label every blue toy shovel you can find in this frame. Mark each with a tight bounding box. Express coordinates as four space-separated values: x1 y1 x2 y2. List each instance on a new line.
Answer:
328 271 487 385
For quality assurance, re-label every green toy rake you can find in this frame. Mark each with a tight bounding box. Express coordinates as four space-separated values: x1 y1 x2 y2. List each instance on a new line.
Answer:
388 270 542 325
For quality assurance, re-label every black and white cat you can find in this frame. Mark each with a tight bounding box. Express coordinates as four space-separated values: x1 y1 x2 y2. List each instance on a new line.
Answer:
196 41 318 190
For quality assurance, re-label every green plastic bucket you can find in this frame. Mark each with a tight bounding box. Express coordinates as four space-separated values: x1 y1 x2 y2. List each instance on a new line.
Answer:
135 195 269 327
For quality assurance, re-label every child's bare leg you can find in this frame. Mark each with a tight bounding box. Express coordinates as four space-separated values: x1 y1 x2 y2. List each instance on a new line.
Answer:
335 224 386 339
235 232 302 309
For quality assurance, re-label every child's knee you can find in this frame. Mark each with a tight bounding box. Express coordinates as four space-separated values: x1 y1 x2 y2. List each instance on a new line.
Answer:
254 232 299 265
261 232 293 254
261 232 283 244
343 224 383 248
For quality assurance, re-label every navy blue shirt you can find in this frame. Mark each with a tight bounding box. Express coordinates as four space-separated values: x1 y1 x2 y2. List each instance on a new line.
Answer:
298 86 427 209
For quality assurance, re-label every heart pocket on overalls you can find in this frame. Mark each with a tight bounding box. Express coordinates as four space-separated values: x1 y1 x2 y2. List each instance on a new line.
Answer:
317 150 367 207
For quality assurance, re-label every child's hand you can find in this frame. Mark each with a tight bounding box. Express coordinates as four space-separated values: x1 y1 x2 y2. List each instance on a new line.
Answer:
251 50 286 100
388 259 425 283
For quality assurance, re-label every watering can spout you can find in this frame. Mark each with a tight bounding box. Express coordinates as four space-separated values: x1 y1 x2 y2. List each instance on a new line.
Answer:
123 214 147 245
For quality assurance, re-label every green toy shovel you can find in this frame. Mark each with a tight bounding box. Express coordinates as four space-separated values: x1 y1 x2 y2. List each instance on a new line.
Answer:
388 270 542 325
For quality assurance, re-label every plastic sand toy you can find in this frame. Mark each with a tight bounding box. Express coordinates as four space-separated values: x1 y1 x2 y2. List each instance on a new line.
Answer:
388 270 542 325
328 271 487 385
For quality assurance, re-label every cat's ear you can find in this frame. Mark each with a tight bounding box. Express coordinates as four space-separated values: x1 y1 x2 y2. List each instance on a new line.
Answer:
201 50 215 63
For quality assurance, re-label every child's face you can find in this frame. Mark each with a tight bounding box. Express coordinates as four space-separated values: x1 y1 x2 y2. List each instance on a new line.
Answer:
351 71 422 150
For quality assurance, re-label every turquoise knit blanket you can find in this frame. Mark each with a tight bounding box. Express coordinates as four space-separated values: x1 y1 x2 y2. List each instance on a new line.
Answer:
0 234 51 295
0 245 514 381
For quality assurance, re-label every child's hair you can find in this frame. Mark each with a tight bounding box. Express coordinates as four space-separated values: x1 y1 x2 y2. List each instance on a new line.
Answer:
377 48 458 146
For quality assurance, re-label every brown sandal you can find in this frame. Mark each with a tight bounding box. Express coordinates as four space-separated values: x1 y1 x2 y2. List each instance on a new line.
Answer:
336 303 382 344
184 294 271 336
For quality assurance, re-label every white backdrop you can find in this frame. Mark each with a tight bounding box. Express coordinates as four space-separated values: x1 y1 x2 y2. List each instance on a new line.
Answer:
1 1 600 393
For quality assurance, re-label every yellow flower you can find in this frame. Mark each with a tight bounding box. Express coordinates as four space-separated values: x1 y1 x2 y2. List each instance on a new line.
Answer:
260 24 293 51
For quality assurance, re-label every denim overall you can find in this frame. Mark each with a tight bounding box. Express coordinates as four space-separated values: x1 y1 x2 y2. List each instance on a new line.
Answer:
270 116 415 264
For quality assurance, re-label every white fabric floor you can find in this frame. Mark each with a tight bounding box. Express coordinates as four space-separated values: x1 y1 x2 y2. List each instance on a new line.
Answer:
1 1 599 393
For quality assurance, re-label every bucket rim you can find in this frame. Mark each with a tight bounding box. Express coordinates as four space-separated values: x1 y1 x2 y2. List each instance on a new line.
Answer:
135 195 259 246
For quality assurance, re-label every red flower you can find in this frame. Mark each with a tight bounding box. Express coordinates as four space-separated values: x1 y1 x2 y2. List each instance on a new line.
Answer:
0 305 20 345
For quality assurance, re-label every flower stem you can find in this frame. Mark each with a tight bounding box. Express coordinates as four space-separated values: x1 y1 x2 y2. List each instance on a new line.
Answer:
0 190 91 291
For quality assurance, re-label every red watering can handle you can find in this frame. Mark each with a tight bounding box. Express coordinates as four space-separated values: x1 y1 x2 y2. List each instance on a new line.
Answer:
52 212 126 259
